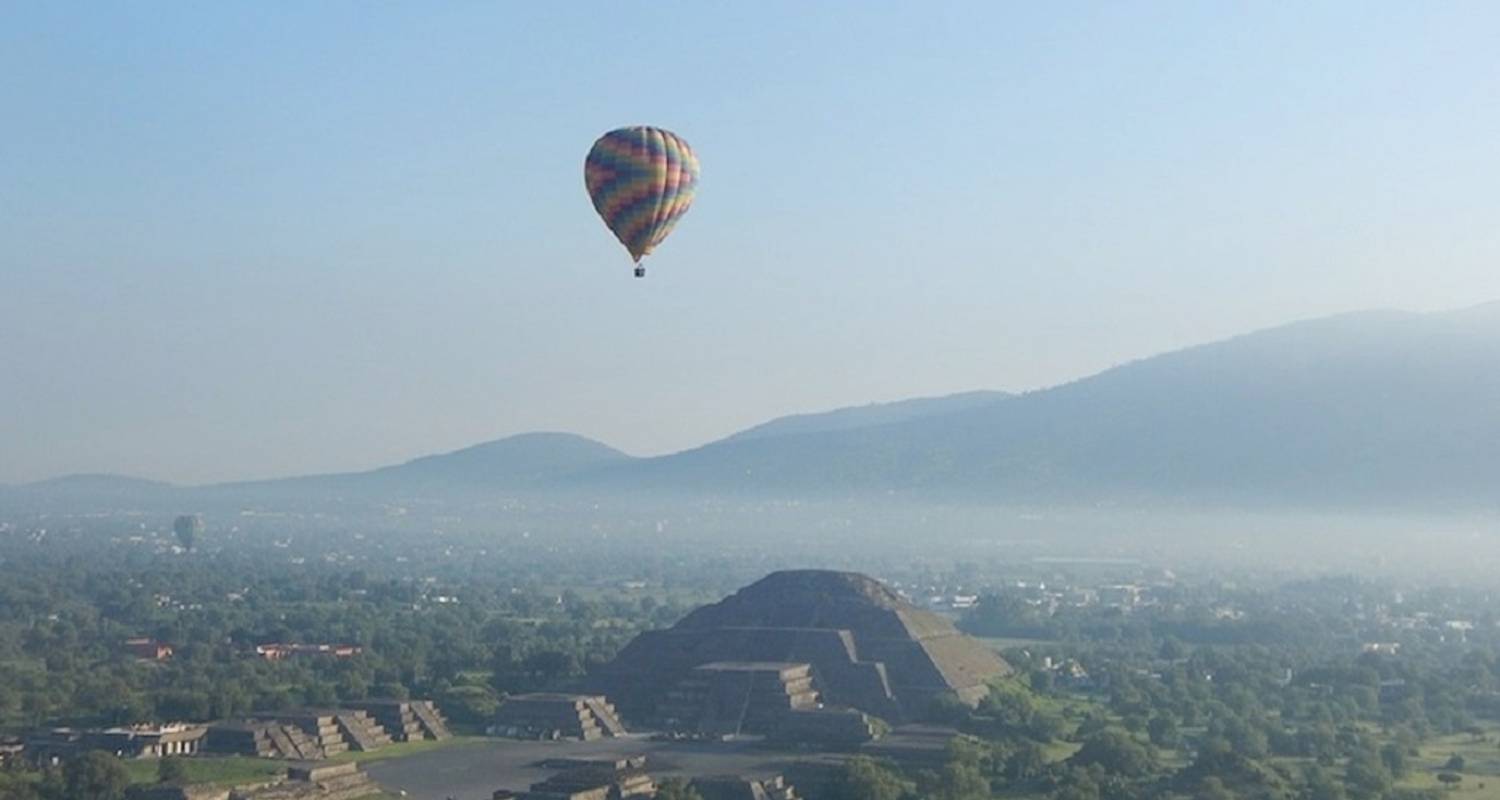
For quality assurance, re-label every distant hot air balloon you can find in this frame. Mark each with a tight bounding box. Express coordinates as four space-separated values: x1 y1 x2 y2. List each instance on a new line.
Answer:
173 514 202 551
584 126 700 277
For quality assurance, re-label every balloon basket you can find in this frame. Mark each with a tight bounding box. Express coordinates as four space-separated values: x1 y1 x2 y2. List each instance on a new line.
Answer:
634 267 645 278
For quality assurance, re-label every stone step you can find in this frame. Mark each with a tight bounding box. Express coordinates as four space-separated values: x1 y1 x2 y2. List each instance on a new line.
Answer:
317 773 375 792
409 701 452 740
385 721 424 741
334 715 392 752
266 726 306 760
583 697 627 736
287 730 324 760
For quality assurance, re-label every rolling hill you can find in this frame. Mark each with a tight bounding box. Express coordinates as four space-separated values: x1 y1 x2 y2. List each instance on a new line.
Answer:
572 304 1500 507
217 432 633 498
7 304 1500 510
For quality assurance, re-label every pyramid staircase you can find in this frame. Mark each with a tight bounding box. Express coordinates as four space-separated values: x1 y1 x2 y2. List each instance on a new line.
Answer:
204 721 326 760
276 712 350 757
343 699 450 742
519 761 655 800
407 699 452 740
345 701 424 742
264 723 326 760
283 724 324 760
332 710 391 752
492 694 623 741
581 696 627 737
263 725 297 758
658 663 819 736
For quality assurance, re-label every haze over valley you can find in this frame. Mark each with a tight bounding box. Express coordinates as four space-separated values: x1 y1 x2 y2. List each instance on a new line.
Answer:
10 303 1498 513
6 5 1500 799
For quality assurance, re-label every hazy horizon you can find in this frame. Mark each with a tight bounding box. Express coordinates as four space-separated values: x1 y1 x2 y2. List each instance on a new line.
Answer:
5 3 1499 484
9 10 1500 797
7 300 1499 489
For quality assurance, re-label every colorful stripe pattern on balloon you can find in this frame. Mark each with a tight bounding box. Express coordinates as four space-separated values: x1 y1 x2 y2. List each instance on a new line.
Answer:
585 126 700 262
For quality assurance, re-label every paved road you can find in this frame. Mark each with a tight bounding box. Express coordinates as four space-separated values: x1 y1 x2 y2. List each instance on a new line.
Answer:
366 735 816 800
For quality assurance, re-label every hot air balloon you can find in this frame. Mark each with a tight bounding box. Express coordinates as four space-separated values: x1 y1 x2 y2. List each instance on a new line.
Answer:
173 514 202 551
584 126 700 277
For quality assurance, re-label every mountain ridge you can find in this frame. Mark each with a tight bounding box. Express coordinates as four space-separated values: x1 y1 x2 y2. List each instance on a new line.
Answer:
214 431 631 495
724 390 1011 443
565 303 1500 506
8 303 1500 510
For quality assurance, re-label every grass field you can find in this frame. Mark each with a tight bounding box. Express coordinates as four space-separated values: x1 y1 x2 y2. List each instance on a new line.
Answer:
123 756 284 787
1041 740 1081 762
1396 730 1500 797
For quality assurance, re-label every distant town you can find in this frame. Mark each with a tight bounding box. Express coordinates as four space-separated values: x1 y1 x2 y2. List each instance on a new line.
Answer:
1 506 1499 800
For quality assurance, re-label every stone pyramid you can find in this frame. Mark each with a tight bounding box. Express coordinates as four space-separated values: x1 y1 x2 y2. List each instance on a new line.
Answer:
592 570 1009 722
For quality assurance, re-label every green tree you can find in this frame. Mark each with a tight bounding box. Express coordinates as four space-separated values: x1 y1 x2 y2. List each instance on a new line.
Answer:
654 778 703 800
63 752 128 800
1069 729 1157 778
1217 714 1268 759
1147 714 1181 748
936 759 989 800
1004 740 1048 782
1051 766 1100 800
1301 763 1347 800
932 738 990 800
1197 776 1237 800
373 681 409 700
1343 748 1392 800
157 757 189 786
0 771 42 800
1301 722 1339 763
929 692 973 725
439 684 500 725
830 757 910 800
1029 668 1055 693
1380 742 1410 778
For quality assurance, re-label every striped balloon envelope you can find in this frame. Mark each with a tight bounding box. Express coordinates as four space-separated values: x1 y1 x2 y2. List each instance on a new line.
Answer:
584 126 700 277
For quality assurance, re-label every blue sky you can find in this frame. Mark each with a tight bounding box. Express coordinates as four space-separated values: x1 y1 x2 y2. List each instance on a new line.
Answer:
3 2 1498 483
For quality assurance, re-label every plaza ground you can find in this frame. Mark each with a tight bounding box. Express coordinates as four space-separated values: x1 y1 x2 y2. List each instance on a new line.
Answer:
363 734 832 800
